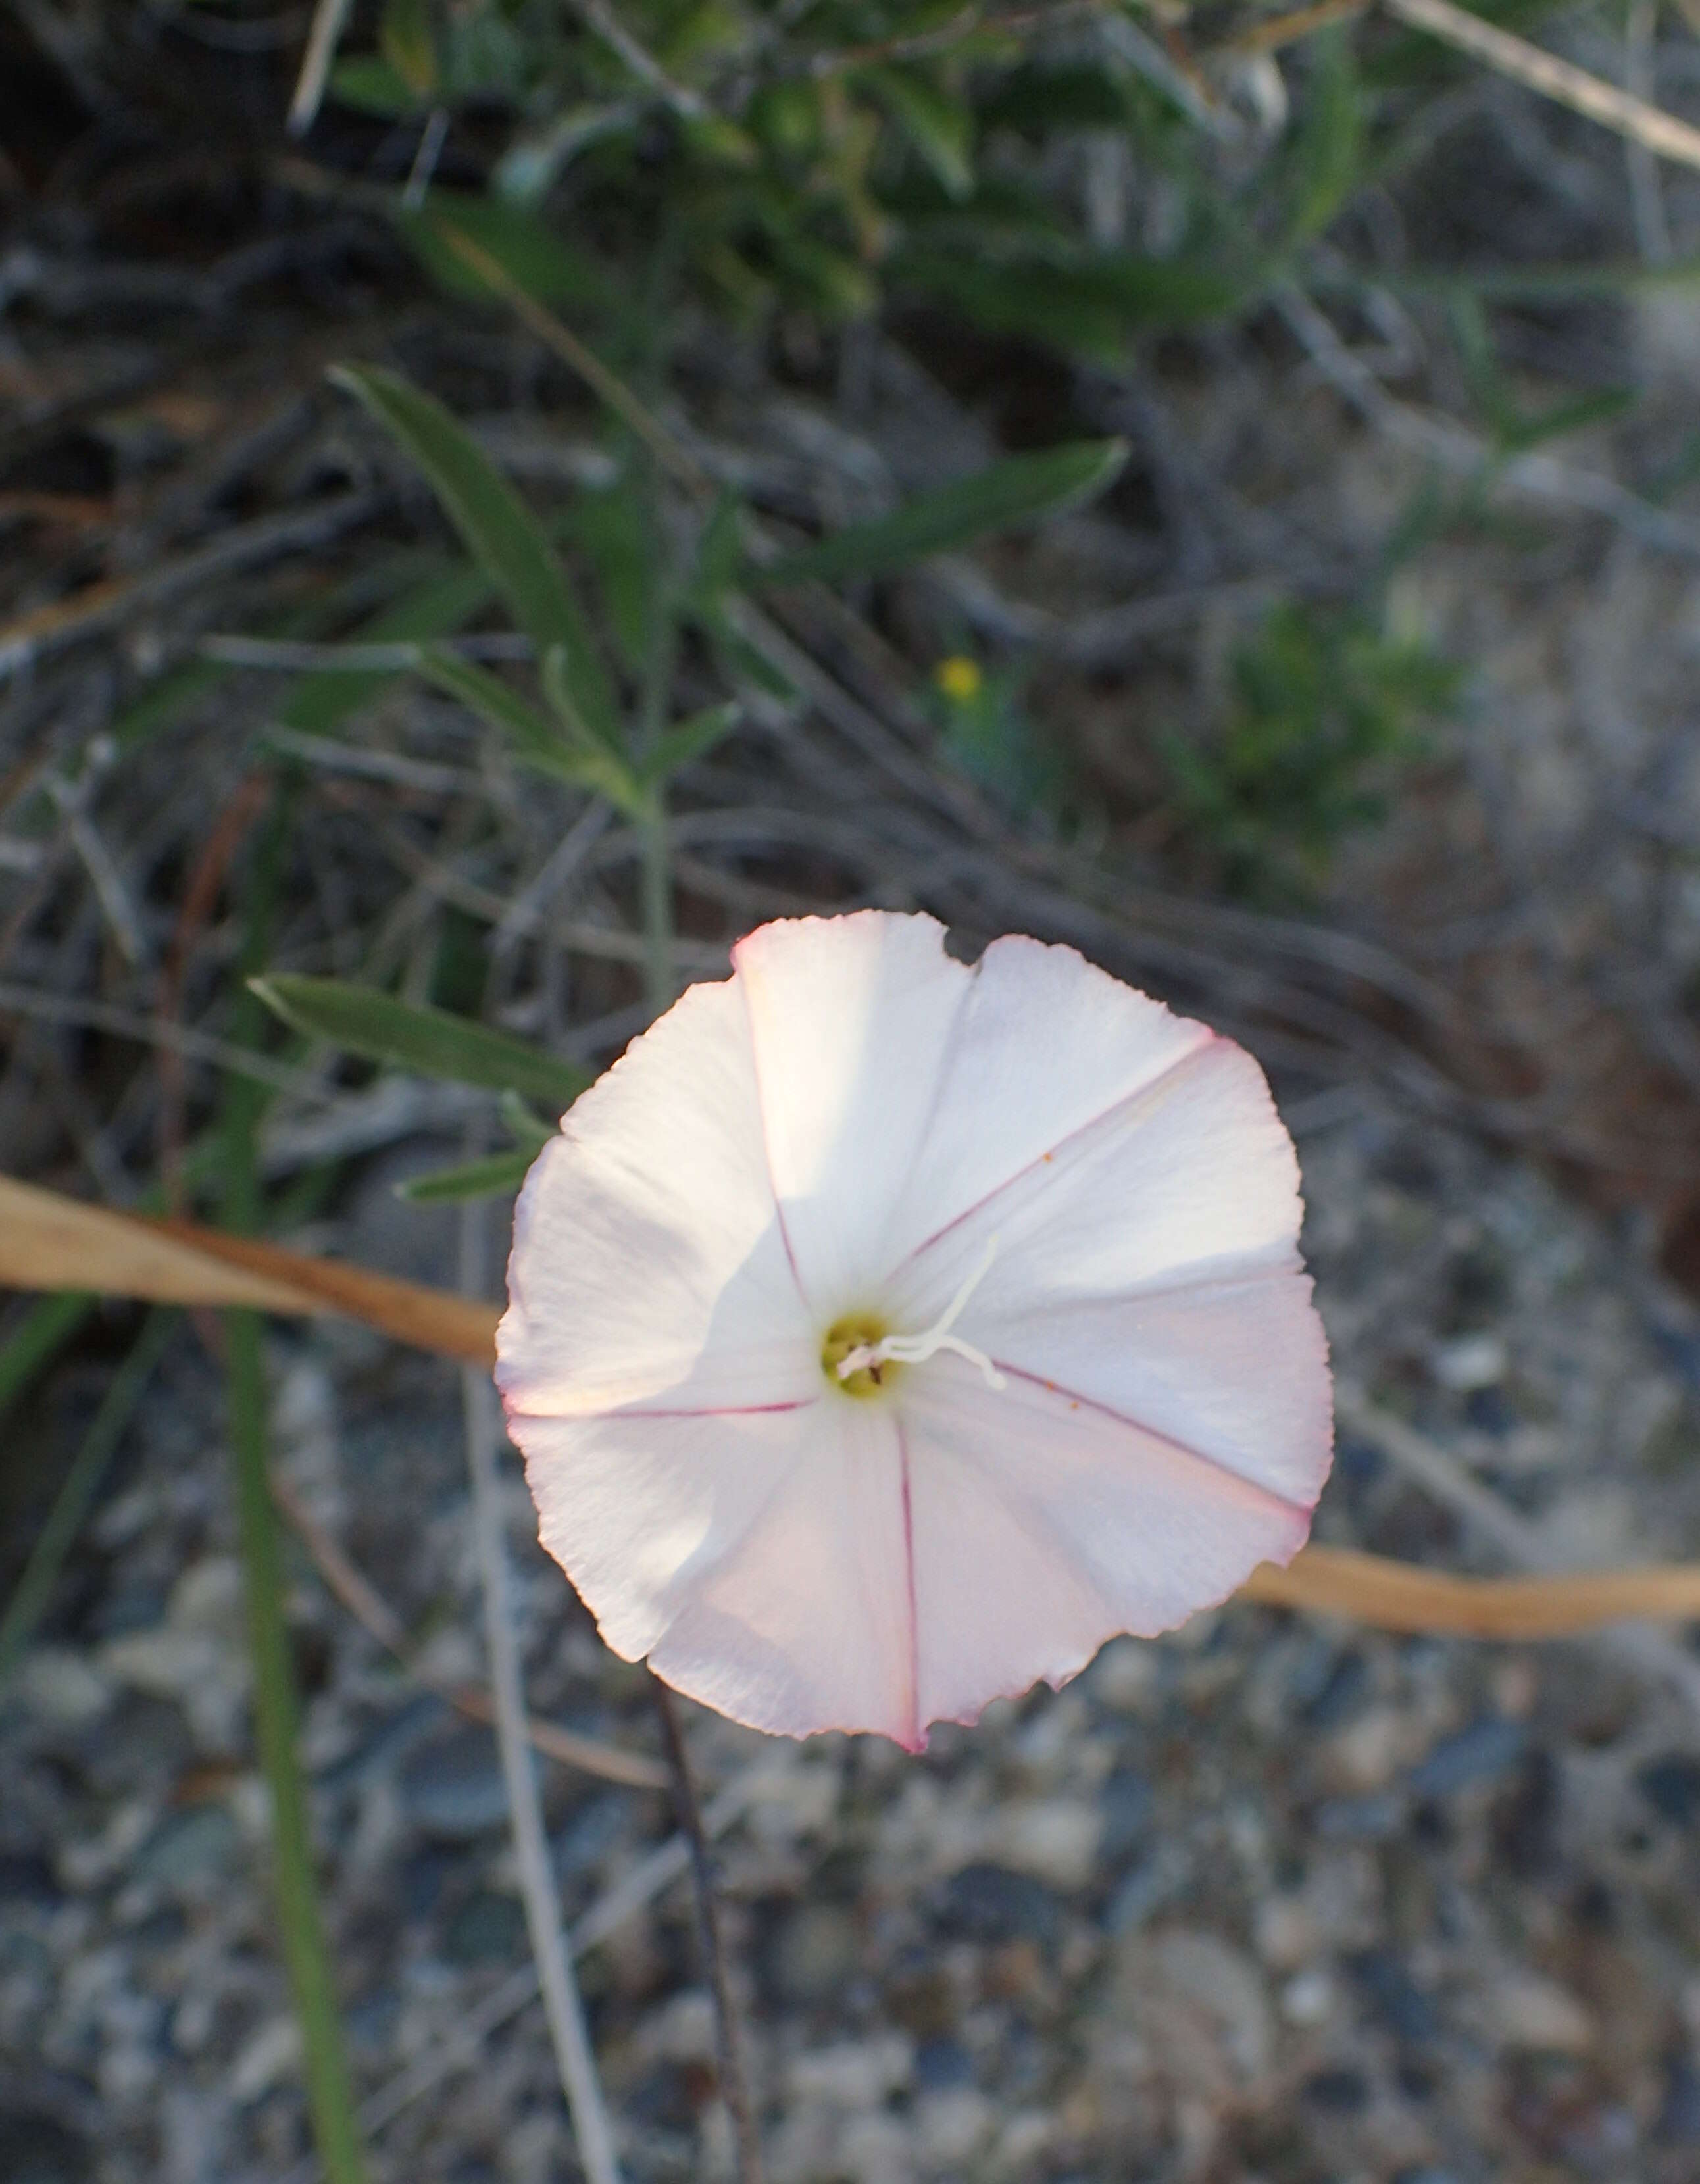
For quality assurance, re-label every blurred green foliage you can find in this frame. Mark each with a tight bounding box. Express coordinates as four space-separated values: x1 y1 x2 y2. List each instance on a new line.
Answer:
1162 598 1462 899
336 2 1380 348
311 0 1657 902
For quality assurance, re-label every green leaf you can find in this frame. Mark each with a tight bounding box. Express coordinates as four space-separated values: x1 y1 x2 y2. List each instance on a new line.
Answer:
897 246 1247 361
249 976 589 1106
639 701 742 786
976 64 1128 132
1497 385 1638 456
1281 31 1363 245
754 439 1129 586
498 1089 555 1152
566 483 653 676
281 562 493 737
863 66 975 201
395 191 614 314
393 1147 535 1203
330 364 616 735
416 645 642 808
379 0 437 96
328 55 424 116
0 1312 175 1691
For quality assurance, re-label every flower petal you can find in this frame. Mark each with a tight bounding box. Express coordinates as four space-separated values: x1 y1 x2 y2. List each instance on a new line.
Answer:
976 1270 1333 1509
889 1035 1303 1324
511 1396 920 1747
732 911 971 1316
878 933 1212 1274
497 974 816 1419
896 1354 1312 1734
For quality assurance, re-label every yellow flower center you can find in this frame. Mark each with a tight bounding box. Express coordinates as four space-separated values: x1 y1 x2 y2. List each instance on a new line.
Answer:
820 1239 1007 1401
821 1312 897 1398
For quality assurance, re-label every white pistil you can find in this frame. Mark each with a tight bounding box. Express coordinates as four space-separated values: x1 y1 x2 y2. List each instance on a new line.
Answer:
836 1235 1007 1391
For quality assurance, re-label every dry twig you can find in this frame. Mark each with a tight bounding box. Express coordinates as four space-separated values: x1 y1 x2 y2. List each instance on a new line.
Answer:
269 1466 668 1791
1385 0 1700 171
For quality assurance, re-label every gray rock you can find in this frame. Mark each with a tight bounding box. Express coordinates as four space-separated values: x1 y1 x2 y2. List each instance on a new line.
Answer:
400 1725 514 1840
936 1863 1061 1950
132 1804 239 1889
1408 1716 1527 1800
0 2114 93 2184
771 1902 860 2006
443 1889 526 1966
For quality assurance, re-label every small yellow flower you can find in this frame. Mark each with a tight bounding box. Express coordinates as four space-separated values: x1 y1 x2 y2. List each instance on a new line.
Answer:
934 655 982 703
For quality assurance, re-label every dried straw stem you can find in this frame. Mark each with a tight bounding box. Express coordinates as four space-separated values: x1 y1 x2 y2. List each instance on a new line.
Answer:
1384 0 1700 172
8 1172 1700 1647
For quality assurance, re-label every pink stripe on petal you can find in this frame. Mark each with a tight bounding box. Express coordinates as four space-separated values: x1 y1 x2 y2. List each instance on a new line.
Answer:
892 1024 1216 1276
896 1364 1315 1734
988 1361 1316 1522
597 1399 821 1421
874 932 1215 1278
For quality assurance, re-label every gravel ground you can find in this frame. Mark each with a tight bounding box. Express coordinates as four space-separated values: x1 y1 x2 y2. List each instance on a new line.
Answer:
7 1084 1700 2184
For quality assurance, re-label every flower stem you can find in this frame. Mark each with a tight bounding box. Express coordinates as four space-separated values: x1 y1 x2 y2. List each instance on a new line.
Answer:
649 1675 764 2184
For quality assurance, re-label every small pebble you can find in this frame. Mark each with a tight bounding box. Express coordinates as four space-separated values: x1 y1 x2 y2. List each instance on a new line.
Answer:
1409 1716 1527 1800
132 1804 239 1891
399 1726 512 1840
937 1863 1061 1950
1636 1754 1700 1827
1430 1333 1507 1391
1491 1973 1593 2056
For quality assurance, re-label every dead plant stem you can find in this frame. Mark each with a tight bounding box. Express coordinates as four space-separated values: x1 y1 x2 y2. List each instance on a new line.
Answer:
458 1199 622 2184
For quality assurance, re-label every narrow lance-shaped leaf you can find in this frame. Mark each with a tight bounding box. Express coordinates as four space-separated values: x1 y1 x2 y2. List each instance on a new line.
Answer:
249 976 588 1106
638 701 742 787
395 190 615 313
752 438 1130 587
379 0 436 96
394 1148 536 1203
281 562 494 738
863 65 975 200
499 1089 555 1153
417 646 643 812
330 364 618 738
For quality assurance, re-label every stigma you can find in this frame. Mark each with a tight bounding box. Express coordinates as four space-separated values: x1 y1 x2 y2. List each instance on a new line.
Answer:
823 1237 1006 1397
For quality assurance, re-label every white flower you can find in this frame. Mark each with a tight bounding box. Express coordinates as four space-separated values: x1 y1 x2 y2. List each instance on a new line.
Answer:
497 912 1332 1750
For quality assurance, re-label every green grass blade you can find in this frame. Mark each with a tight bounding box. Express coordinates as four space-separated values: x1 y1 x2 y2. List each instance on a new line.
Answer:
0 1291 94 1437
0 1309 175 1689
222 778 368 2184
753 439 1129 585
249 974 589 1107
225 1306 369 2184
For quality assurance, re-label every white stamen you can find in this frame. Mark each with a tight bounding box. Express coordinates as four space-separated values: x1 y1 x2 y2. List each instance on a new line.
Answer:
835 1235 1007 1391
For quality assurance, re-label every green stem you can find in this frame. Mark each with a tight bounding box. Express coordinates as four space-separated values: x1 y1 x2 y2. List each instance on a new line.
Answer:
224 1307 368 2184
639 801 675 1016
0 1291 94 1441
0 1308 176 1689
220 770 369 2184
636 470 680 1016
